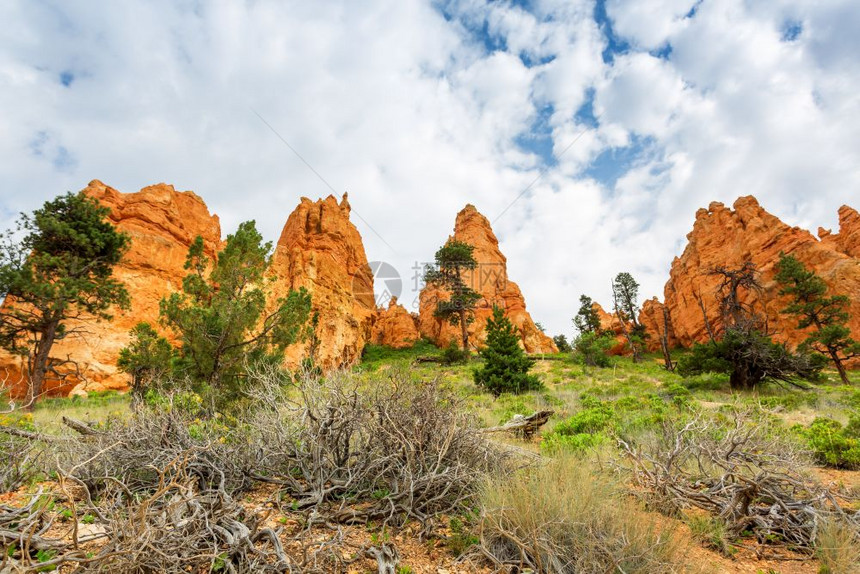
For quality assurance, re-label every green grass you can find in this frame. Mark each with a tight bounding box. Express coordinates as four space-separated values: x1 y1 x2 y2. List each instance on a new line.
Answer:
356 339 441 370
31 390 130 433
350 345 860 465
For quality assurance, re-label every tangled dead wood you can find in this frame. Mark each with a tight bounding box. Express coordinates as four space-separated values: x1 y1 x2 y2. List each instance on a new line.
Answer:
246 370 511 528
616 414 860 553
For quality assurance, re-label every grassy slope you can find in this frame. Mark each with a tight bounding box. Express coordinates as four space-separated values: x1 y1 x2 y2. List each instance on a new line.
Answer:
358 342 860 436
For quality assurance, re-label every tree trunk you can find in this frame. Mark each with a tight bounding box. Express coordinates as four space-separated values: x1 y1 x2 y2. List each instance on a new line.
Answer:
829 348 850 385
697 292 716 343
659 305 674 371
613 285 641 363
26 320 59 410
729 369 747 390
459 309 469 353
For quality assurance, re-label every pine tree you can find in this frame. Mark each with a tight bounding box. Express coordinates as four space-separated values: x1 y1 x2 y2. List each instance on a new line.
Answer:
424 240 481 352
552 334 572 353
611 272 642 331
573 294 602 334
0 192 129 408
160 221 312 405
473 305 541 397
775 253 859 384
611 273 645 361
678 262 822 389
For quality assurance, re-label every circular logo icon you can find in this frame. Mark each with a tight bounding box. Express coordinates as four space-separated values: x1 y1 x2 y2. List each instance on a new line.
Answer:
354 261 402 307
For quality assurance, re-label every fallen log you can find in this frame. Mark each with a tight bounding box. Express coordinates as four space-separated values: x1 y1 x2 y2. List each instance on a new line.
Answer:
62 416 105 436
480 410 553 439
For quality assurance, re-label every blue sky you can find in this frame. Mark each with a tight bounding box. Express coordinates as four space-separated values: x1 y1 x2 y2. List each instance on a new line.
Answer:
1 0 859 337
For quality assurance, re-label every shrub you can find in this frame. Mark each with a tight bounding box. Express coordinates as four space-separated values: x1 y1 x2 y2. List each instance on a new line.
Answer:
573 332 615 367
0 432 43 492
480 454 682 573
542 399 616 453
473 306 542 397
440 340 470 365
248 369 508 525
798 416 860 469
618 413 847 551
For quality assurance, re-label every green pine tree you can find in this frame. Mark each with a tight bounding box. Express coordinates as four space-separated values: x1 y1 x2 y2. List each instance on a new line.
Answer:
473 305 542 397
775 253 859 384
0 192 130 408
573 294 602 334
159 221 312 405
424 240 481 352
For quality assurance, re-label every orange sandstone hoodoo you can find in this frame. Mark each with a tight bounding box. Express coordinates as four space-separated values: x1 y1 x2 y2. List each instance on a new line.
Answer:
418 204 557 354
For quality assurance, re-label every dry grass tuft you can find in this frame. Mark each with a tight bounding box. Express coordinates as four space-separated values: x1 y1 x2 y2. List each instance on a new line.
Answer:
816 517 860 574
478 453 684 573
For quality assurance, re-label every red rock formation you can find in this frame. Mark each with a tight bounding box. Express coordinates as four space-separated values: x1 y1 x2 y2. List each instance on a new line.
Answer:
820 205 860 259
592 302 630 355
270 194 376 369
370 297 421 349
658 197 860 350
0 180 222 397
418 205 557 353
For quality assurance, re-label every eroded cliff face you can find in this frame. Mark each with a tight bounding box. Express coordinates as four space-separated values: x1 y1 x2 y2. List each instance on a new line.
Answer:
370 297 421 349
418 205 557 353
0 180 222 397
270 194 376 370
820 206 860 259
658 197 860 349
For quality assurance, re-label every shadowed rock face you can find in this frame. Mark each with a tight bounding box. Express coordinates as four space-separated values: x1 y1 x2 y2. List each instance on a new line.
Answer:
650 196 860 351
0 180 222 397
418 204 557 354
270 194 376 370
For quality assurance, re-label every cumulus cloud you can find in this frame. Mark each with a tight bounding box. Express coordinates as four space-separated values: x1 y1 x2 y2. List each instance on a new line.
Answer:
1 0 859 338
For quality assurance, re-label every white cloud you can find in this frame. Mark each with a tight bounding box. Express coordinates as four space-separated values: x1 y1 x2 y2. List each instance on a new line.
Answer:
1 0 859 339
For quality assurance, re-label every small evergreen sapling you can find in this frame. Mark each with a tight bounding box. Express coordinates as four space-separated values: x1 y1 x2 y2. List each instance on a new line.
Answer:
473 305 541 397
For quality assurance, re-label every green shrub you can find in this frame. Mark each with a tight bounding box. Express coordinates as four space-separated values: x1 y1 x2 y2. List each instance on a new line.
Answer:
542 399 615 453
440 340 470 365
445 515 480 557
681 372 728 391
495 396 532 424
573 332 615 367
542 431 608 453
798 416 860 469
